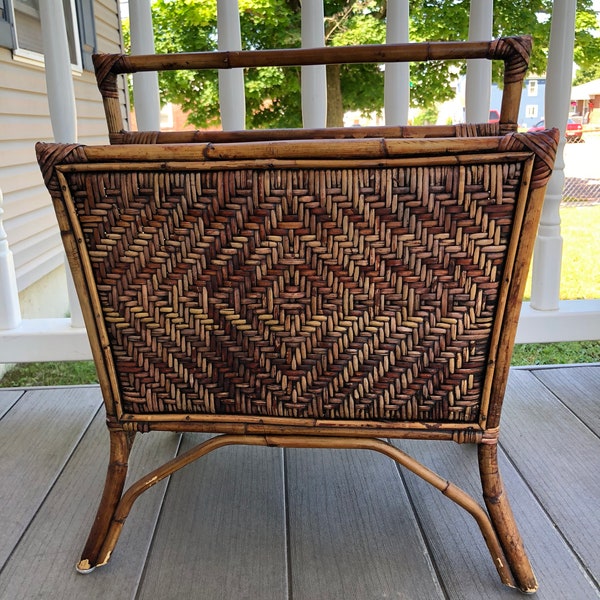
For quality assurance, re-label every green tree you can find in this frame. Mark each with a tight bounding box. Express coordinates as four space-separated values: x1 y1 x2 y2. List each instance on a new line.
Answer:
122 0 600 128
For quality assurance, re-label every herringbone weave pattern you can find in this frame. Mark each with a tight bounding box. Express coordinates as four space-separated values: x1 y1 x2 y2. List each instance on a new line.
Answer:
69 161 523 422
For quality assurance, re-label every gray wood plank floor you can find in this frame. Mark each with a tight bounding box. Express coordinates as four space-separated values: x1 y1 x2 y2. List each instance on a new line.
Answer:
0 366 599 600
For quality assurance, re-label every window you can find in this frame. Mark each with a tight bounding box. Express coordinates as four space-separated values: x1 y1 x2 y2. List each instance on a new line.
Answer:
0 0 96 70
527 80 538 97
0 0 15 47
525 105 538 118
160 103 175 130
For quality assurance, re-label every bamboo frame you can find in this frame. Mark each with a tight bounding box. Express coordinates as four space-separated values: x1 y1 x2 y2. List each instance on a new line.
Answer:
77 432 533 590
35 35 559 594
92 36 532 141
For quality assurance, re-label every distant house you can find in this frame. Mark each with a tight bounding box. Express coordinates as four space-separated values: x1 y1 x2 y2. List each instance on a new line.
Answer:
0 0 125 319
570 78 600 125
491 76 546 129
436 75 547 129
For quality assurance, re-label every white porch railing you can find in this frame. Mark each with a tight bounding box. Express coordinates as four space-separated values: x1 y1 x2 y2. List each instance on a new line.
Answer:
1 0 599 365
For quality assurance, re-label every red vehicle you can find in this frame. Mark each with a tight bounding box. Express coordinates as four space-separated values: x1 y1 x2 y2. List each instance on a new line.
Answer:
488 109 500 123
528 118 583 142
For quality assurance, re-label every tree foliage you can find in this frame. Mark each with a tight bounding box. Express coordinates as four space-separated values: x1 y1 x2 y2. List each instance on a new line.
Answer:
122 0 600 128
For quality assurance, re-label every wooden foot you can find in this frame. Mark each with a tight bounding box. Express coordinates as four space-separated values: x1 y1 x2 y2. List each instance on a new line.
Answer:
479 442 538 593
77 430 133 572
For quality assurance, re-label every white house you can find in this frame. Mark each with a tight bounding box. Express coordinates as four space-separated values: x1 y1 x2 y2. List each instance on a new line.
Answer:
0 0 124 321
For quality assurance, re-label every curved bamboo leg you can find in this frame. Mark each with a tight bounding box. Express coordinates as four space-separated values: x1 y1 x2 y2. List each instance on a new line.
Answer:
92 434 248 568
79 431 530 591
265 435 518 589
479 442 538 594
76 429 134 573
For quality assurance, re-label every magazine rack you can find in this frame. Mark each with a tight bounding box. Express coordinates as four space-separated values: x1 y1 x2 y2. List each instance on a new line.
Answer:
36 36 558 593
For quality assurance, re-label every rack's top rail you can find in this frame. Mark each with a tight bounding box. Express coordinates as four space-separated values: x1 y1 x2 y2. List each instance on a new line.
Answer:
92 36 532 140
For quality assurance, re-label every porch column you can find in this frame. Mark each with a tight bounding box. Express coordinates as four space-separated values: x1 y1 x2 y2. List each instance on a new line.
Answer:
530 0 576 311
129 0 161 130
384 0 409 126
39 0 85 327
465 0 493 123
0 189 21 330
301 0 327 128
217 0 246 130
39 0 77 142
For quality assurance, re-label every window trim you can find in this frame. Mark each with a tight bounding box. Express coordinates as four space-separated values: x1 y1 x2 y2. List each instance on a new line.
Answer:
1 0 95 70
12 0 83 68
0 0 17 48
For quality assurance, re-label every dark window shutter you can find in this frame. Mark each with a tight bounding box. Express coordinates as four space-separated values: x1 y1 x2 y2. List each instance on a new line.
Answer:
75 0 96 70
0 0 16 49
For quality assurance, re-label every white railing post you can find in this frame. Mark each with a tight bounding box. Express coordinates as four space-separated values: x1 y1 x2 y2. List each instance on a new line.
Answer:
384 0 409 126
301 0 327 128
0 188 22 330
39 0 85 328
129 0 161 130
465 0 493 123
529 0 576 311
217 0 246 131
39 0 77 143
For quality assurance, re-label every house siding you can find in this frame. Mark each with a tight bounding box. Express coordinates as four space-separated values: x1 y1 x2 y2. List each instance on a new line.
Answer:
0 0 124 317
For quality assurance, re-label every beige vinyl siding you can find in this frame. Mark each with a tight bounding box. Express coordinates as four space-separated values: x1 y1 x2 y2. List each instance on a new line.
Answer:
0 0 124 298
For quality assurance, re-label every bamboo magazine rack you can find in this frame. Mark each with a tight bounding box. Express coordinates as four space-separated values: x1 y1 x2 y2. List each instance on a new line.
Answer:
37 36 558 593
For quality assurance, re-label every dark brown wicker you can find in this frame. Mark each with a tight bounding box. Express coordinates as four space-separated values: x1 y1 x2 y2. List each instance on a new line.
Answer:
36 36 558 594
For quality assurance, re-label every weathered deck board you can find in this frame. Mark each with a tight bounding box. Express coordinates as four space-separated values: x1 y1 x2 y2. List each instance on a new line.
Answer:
137 434 288 600
531 365 600 436
0 366 599 600
0 414 180 600
500 369 600 588
396 438 599 599
0 387 101 570
285 447 444 599
0 389 22 419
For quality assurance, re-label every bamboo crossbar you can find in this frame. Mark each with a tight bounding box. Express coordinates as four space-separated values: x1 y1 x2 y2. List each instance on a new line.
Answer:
93 35 532 138
109 124 501 145
50 136 520 163
97 37 530 74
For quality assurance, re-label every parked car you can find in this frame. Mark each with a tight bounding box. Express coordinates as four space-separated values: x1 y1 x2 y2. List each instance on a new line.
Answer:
488 109 500 123
528 118 583 142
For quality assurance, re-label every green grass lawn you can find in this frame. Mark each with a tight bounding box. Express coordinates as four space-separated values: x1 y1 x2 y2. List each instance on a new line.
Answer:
514 204 600 365
1 207 598 387
523 205 600 301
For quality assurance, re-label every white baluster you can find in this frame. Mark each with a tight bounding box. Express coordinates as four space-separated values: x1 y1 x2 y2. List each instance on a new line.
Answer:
39 0 77 142
0 188 22 330
384 0 409 126
530 0 576 311
301 0 327 128
39 0 85 327
217 0 246 130
129 0 161 130
465 0 493 124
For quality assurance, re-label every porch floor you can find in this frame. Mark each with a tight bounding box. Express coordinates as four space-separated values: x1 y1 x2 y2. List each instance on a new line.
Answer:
0 365 599 599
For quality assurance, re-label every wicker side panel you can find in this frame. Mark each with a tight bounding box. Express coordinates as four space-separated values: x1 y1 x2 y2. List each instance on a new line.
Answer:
66 161 525 422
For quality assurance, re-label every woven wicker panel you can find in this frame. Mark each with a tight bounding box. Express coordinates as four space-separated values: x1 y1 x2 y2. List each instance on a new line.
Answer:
68 160 524 422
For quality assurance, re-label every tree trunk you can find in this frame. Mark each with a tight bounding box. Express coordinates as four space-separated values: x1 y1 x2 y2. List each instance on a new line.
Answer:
326 64 344 127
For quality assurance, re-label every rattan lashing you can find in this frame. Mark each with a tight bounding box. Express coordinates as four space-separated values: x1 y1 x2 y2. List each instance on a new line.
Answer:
36 37 558 593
